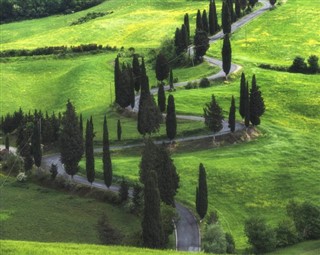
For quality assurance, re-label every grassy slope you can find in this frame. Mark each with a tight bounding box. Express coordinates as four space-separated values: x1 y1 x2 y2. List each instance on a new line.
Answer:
0 173 139 244
1 239 319 255
106 0 320 251
0 0 220 50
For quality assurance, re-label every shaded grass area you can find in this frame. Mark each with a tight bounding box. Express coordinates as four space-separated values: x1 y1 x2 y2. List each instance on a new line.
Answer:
0 240 191 255
267 240 320 255
0 173 139 244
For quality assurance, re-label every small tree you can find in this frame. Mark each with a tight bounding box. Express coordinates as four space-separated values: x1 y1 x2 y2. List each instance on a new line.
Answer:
269 0 277 6
202 9 209 34
50 163 58 180
166 95 177 141
239 72 247 119
307 55 319 74
222 1 231 34
245 216 276 254
194 30 210 62
157 83 166 113
289 56 307 73
60 100 83 178
119 177 129 202
225 232 236 254
228 96 236 132
85 118 95 185
203 223 227 253
142 171 164 248
249 75 265 126
155 53 169 84
117 119 122 141
196 163 208 220
5 135 9 150
103 115 112 188
196 9 203 31
203 95 224 134
222 34 232 78
169 69 174 90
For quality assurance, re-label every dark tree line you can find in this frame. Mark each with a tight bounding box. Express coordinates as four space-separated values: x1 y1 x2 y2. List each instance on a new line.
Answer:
0 0 104 24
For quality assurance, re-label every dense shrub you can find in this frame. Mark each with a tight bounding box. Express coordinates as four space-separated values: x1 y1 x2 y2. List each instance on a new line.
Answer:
244 216 276 254
202 223 227 254
1 153 24 174
225 232 236 254
287 200 320 240
97 213 124 245
289 56 307 73
199 78 210 88
185 81 198 89
275 219 299 248
307 55 319 74
70 11 112 26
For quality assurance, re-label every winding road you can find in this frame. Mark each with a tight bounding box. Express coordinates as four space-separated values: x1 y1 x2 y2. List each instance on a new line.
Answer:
40 0 271 252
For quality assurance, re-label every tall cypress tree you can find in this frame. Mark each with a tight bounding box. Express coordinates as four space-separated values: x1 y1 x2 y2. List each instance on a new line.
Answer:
228 96 236 132
32 121 42 168
180 24 189 52
244 82 250 127
114 56 121 106
166 95 177 141
79 113 83 140
196 9 203 31
239 72 247 119
222 33 232 78
174 27 182 55
194 30 210 61
85 117 95 185
202 9 209 34
227 0 236 22
203 94 224 133
103 115 112 188
209 0 219 35
157 83 166 113
117 119 122 141
132 54 141 92
60 100 83 178
222 1 231 34
196 163 208 220
129 66 135 109
169 69 174 90
184 13 190 42
235 0 241 19
249 75 265 126
142 170 164 248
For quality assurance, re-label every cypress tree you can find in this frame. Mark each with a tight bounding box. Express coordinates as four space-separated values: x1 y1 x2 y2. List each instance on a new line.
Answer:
222 33 232 78
240 0 248 11
227 0 236 22
202 9 209 34
117 119 122 141
155 53 169 84
235 0 241 19
32 121 42 168
137 94 162 136
239 72 247 119
103 115 112 188
166 95 177 141
196 9 203 31
132 54 141 92
244 82 250 127
169 69 174 90
114 56 121 105
184 13 190 42
203 94 224 133
119 177 129 202
222 1 231 34
228 96 236 132
209 0 219 35
196 163 208 220
174 27 182 55
85 117 95 185
249 75 265 126
142 170 164 248
157 83 166 113
180 24 189 52
60 100 83 178
194 30 210 61
158 144 179 206
140 139 179 206
79 113 83 140
5 135 9 150
129 66 135 109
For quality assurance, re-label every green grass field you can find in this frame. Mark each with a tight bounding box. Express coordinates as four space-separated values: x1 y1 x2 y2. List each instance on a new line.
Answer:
1 0 320 253
0 173 139 245
1 239 319 255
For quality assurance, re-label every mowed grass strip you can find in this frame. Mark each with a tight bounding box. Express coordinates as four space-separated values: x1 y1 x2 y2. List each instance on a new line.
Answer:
0 173 139 244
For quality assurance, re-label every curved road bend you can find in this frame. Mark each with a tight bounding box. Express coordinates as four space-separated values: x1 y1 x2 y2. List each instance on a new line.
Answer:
41 0 271 252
